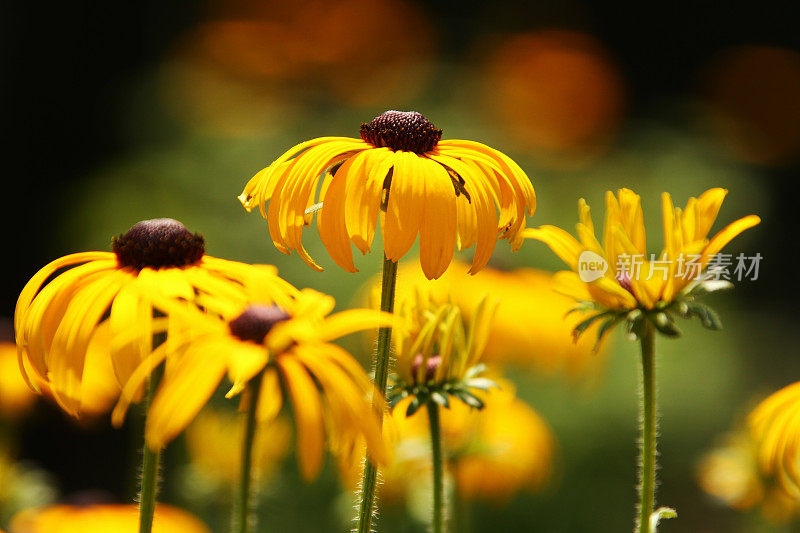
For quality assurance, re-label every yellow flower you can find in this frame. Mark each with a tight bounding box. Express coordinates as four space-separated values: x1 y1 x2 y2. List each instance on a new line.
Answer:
14 218 295 416
239 110 536 279
388 290 499 415
0 344 37 419
376 261 607 377
184 408 291 486
337 383 555 504
113 288 392 481
698 428 800 524
9 504 210 533
748 382 800 499
445 384 555 503
524 188 760 338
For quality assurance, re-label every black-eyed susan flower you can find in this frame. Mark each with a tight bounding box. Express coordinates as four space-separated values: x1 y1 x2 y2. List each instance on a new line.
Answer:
14 218 296 416
113 288 392 478
9 504 210 533
525 187 759 533
697 428 800 525
524 188 760 341
14 218 297 533
238 110 536 280
385 291 498 533
112 287 392 533
388 292 499 417
748 382 800 500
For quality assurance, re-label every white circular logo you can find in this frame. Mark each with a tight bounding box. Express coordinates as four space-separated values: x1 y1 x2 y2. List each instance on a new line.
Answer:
578 250 608 282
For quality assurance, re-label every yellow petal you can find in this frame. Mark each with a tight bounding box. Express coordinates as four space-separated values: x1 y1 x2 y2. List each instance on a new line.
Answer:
522 226 584 270
418 158 457 279
383 151 423 262
277 356 325 481
145 341 228 449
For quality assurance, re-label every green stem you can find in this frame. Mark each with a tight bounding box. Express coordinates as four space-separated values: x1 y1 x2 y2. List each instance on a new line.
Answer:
234 371 264 533
428 402 445 533
138 359 164 533
356 255 398 533
637 322 657 533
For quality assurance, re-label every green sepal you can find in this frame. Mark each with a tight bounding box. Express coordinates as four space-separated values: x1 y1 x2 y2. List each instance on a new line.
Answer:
451 389 485 410
572 310 615 340
464 363 487 379
464 377 498 391
406 396 423 417
651 311 682 338
683 302 723 330
431 391 450 408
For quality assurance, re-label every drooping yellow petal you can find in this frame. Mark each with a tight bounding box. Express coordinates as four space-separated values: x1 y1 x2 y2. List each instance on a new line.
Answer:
383 151 423 262
225 341 269 397
318 155 361 273
418 158 457 279
345 148 394 254
146 341 228 449
277 356 325 481
256 368 283 423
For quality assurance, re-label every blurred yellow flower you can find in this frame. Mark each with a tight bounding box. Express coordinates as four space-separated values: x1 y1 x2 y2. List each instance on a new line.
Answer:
447 385 555 502
239 110 536 279
185 408 291 486
338 382 554 504
0 344 37 419
698 429 800 524
9 504 210 533
114 288 392 481
378 261 607 377
748 382 800 499
525 188 760 339
15 218 295 416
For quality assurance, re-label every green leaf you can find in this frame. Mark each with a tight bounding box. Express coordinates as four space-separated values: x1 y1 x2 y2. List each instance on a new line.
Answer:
649 506 677 531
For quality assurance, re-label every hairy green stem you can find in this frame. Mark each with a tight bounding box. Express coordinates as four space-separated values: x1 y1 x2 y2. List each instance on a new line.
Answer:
637 322 657 533
234 371 264 533
138 354 164 533
356 255 398 533
428 402 445 533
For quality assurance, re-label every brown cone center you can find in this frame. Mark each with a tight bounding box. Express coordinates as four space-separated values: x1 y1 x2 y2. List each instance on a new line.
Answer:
360 110 442 154
229 304 291 344
113 218 205 270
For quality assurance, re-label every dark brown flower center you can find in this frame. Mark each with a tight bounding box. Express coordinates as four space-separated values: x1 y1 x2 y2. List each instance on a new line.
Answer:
229 304 291 344
112 218 205 270
360 110 442 154
411 353 442 384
